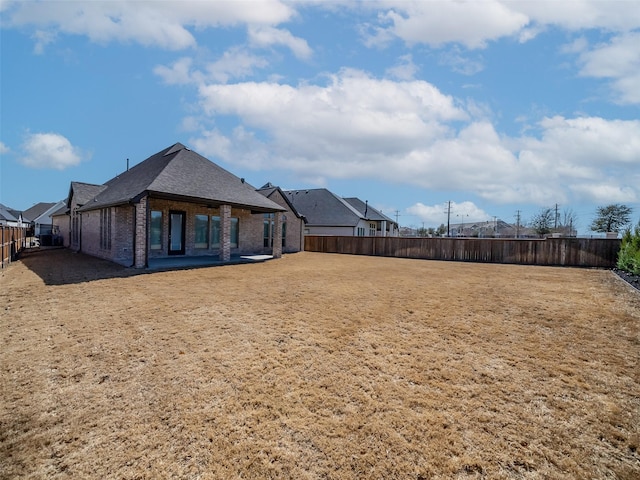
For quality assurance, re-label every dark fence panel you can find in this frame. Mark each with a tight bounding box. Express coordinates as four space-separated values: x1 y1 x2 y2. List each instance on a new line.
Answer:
304 236 621 268
1 225 28 269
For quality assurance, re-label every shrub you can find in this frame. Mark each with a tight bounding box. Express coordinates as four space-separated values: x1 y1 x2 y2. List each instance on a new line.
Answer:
617 220 640 275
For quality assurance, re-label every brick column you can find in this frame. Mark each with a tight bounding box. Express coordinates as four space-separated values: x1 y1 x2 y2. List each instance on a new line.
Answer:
220 204 231 262
134 196 147 268
272 212 283 258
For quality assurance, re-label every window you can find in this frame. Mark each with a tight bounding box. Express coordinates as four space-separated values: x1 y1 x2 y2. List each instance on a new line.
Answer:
230 217 239 248
150 210 162 250
281 216 287 247
72 211 79 244
211 216 220 248
369 222 377 237
263 213 274 247
100 208 112 250
357 227 365 236
195 214 209 248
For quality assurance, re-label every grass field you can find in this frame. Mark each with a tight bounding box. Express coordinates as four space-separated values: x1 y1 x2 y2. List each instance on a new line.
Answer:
1 248 639 479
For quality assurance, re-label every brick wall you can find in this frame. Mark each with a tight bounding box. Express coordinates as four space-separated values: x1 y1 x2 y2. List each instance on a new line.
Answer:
134 197 147 268
79 205 135 266
77 197 287 267
146 199 267 259
52 214 70 248
261 189 305 253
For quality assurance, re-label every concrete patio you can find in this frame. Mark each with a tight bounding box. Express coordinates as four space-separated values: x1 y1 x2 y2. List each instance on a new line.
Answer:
146 254 274 271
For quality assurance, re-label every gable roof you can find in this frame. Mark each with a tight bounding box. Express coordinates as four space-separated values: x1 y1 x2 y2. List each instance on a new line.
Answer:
77 143 284 213
22 202 57 222
0 204 21 223
284 188 364 227
51 203 70 217
343 197 397 225
257 183 304 219
68 182 107 209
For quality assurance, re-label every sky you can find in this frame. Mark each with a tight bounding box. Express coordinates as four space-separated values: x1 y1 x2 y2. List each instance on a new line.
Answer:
1 0 639 235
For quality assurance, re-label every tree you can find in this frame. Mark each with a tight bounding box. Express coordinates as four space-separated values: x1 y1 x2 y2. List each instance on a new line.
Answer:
559 208 579 237
530 207 555 237
617 220 640 274
435 223 447 236
590 204 632 233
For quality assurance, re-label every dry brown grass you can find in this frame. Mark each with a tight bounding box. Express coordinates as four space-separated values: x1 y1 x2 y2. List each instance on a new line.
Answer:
1 248 639 479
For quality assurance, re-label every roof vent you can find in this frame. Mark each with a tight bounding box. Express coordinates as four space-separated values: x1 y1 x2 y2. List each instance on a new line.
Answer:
241 178 245 183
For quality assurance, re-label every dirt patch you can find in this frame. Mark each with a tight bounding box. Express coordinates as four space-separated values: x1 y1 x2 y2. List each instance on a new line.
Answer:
2 249 639 479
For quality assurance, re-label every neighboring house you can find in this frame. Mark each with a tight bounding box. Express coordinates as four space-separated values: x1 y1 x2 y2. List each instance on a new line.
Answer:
0 204 26 228
448 219 536 238
65 142 291 268
51 203 71 247
256 183 306 253
342 197 398 237
284 188 398 237
23 200 67 238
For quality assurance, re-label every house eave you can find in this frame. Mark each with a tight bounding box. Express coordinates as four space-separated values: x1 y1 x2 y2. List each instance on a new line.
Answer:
145 191 286 213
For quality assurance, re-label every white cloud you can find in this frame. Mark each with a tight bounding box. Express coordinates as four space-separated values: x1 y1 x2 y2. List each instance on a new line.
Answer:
19 133 86 170
511 0 640 32
0 141 9 154
153 57 197 85
364 1 639 49
248 26 312 60
369 0 529 49
188 67 639 207
205 47 270 83
525 116 640 168
569 183 637 204
438 48 484 76
574 32 640 104
385 54 418 80
154 48 270 86
4 0 295 51
31 29 56 55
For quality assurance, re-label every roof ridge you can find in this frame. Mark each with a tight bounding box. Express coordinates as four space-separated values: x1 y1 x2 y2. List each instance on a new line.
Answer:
163 142 188 156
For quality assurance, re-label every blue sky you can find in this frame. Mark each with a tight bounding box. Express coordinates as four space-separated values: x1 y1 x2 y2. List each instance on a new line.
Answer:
1 0 639 234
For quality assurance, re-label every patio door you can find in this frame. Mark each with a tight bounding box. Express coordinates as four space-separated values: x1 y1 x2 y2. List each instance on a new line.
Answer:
168 210 186 255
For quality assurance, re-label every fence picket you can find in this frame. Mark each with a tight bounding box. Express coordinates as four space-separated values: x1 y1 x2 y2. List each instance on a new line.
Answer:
304 236 621 268
1 226 28 268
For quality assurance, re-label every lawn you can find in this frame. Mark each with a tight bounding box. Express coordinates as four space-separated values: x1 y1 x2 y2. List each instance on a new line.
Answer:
1 248 639 479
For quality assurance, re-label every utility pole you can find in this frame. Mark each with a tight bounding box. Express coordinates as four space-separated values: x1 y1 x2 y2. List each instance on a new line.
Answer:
445 201 451 237
515 210 521 238
554 203 559 229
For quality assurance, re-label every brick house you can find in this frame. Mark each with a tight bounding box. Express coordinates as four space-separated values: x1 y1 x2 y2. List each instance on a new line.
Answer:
257 183 306 253
64 143 299 268
284 188 398 237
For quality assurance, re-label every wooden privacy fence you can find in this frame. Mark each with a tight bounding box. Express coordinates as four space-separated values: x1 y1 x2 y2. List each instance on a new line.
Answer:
305 236 622 268
1 225 27 269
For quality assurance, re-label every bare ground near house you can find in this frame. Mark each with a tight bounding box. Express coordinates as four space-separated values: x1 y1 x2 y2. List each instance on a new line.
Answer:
1 248 639 479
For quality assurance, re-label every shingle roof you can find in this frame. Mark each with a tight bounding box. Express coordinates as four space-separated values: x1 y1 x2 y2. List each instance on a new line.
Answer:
51 204 69 216
69 182 107 208
343 197 396 225
284 188 363 226
0 204 20 222
78 143 284 213
22 202 57 222
257 183 304 219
